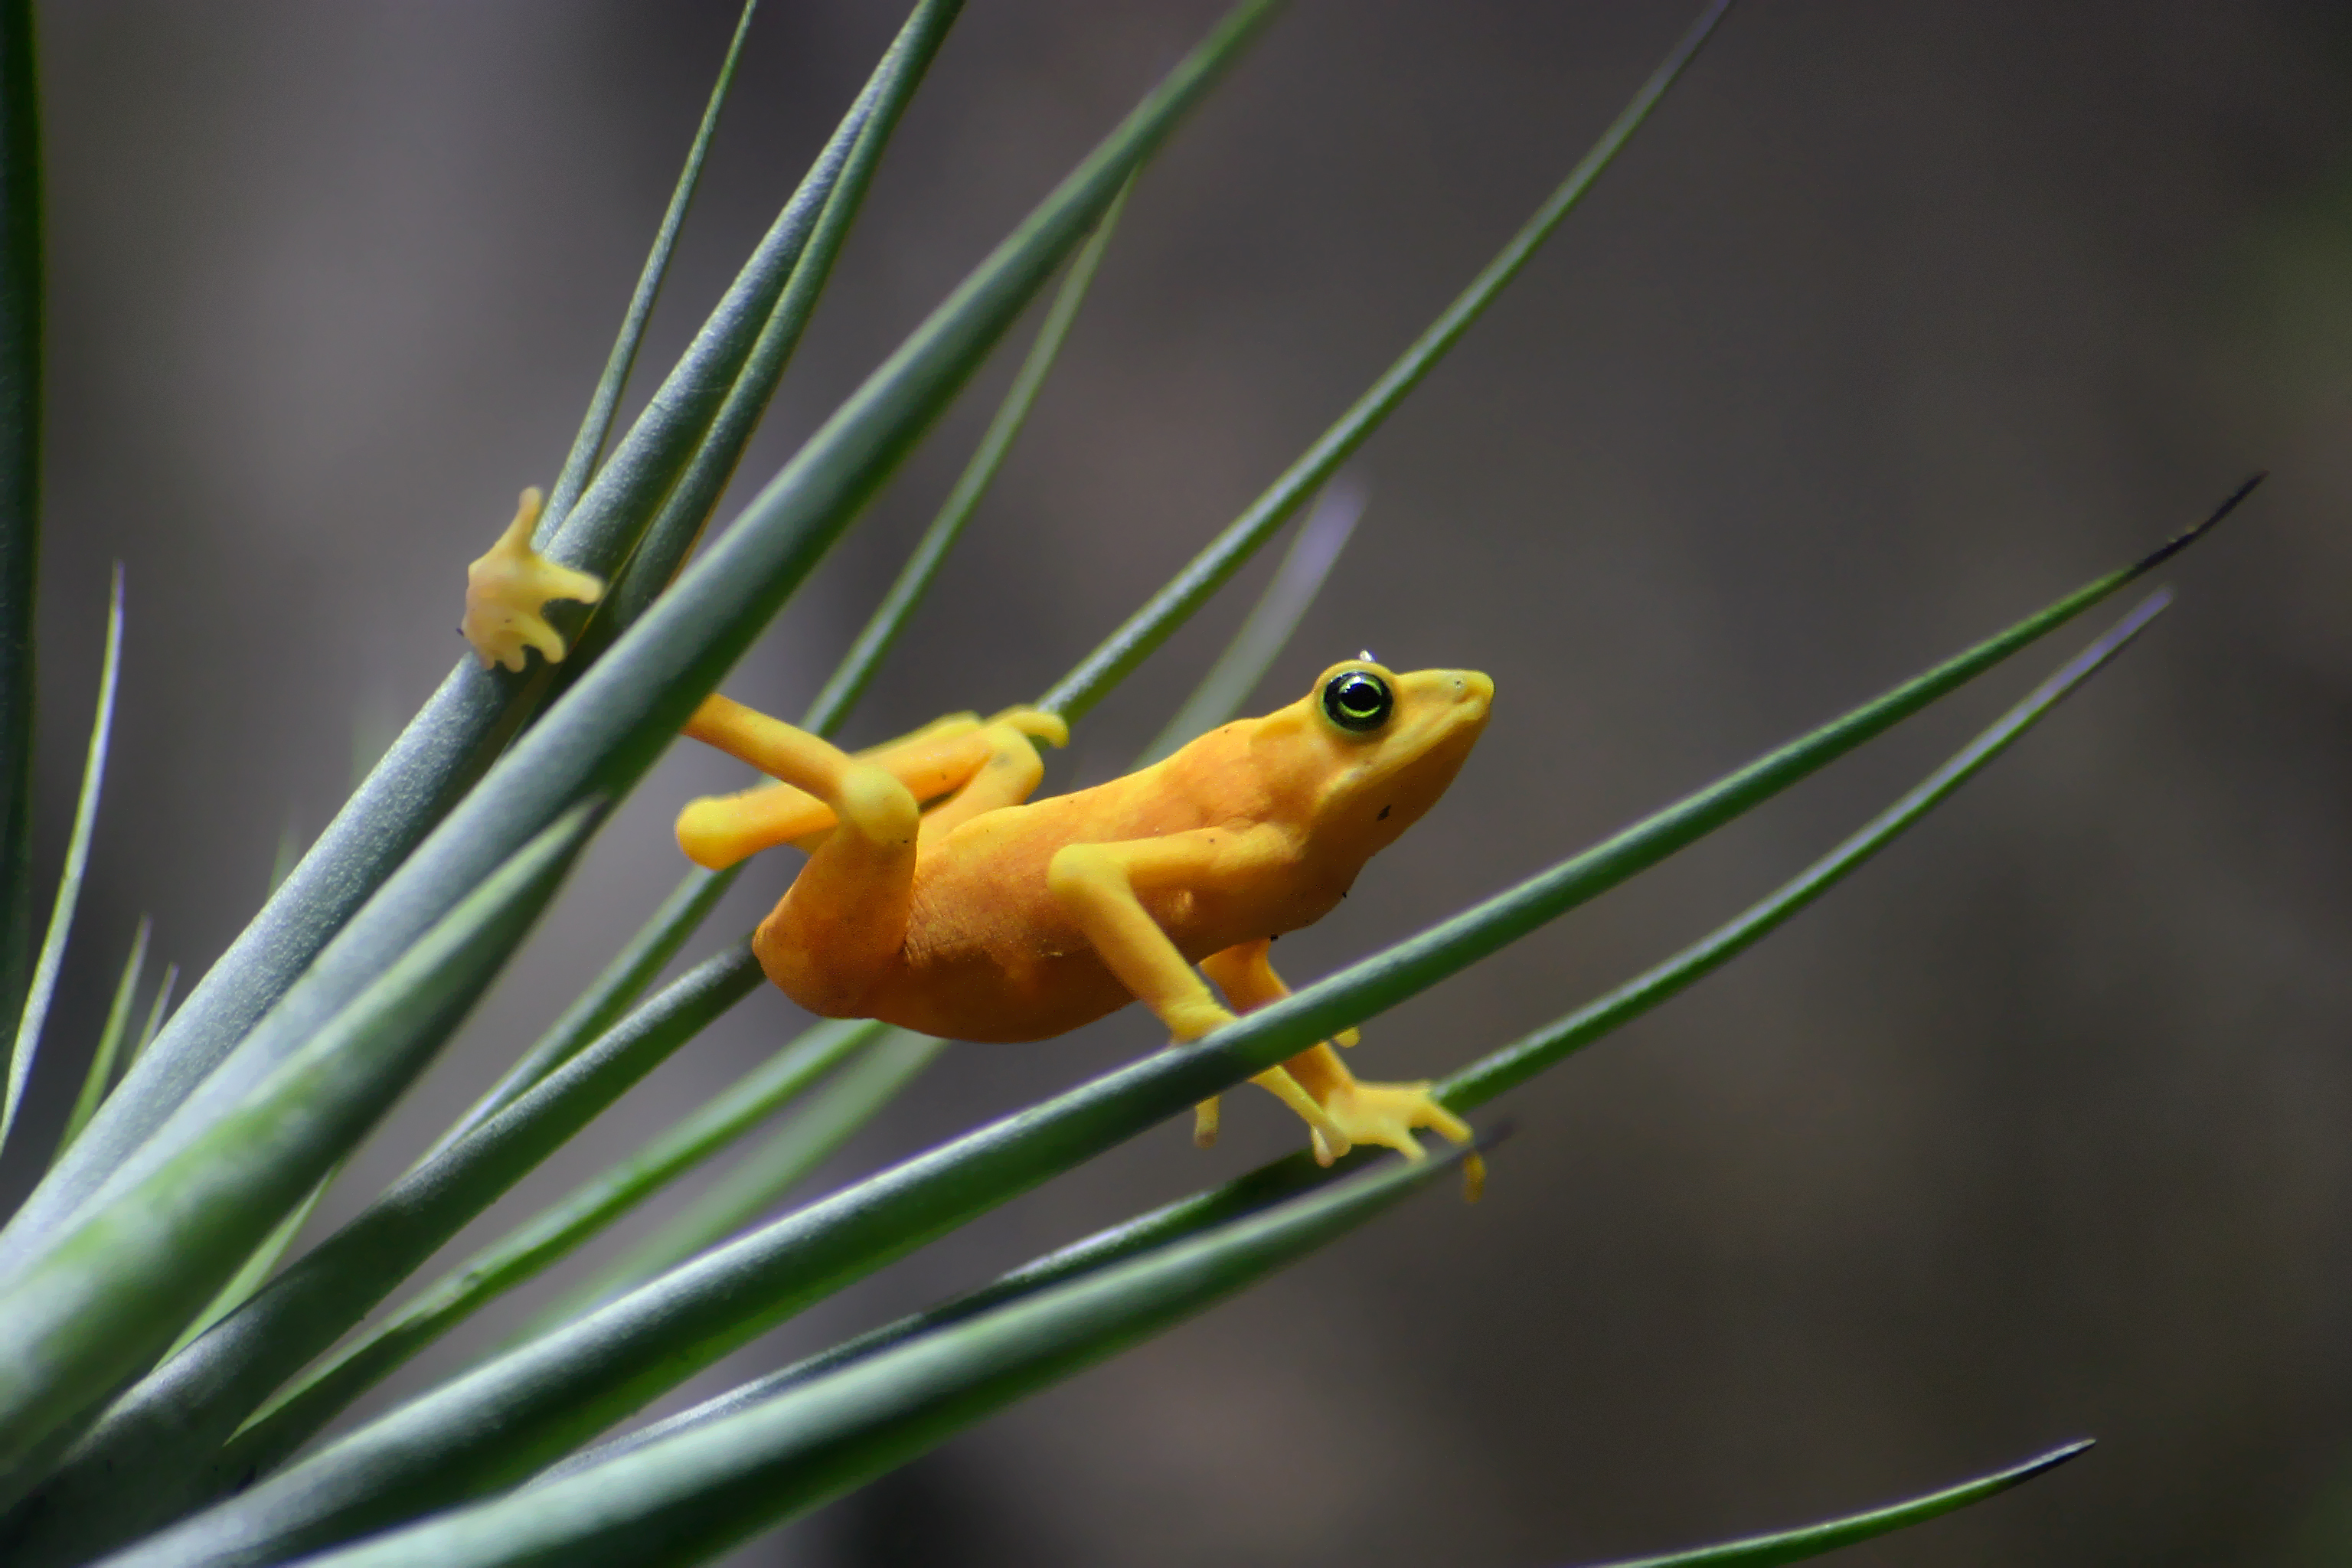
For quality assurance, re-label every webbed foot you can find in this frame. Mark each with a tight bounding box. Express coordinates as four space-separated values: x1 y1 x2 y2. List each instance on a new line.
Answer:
462 487 606 671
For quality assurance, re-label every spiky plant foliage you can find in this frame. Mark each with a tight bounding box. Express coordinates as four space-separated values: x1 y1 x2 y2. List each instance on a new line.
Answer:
0 2 2252 1564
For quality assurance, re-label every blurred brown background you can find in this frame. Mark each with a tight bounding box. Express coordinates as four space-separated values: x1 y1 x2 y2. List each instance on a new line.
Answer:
7 1 2351 1563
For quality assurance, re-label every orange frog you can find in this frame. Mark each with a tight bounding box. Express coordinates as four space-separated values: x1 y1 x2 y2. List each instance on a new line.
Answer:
673 659 1492 1170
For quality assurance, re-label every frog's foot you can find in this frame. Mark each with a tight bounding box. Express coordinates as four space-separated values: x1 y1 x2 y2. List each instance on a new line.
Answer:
462 487 606 672
1319 1079 1469 1162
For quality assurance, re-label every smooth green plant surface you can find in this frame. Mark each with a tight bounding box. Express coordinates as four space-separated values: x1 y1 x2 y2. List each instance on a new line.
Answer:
0 1 2250 1563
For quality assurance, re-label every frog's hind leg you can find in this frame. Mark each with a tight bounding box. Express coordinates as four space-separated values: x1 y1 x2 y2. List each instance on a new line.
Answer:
1200 937 1478 1194
681 695 922 1016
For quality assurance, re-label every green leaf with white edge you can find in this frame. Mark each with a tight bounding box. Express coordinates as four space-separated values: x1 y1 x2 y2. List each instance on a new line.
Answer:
114 524 2220 1568
1135 475 1364 768
0 0 40 1065
537 0 757 532
554 583 2188 1478
0 569 119 1161
51 916 145 1162
0 946 766 1568
1574 1441 2092 1566
1037 0 1736 724
0 805 596 1503
0 0 948 1266
806 177 1134 730
207 1009 877 1501
229 1142 1483 1568
540 1028 947 1331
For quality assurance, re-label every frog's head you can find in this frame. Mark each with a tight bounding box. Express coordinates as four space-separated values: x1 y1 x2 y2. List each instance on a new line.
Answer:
1251 656 1492 862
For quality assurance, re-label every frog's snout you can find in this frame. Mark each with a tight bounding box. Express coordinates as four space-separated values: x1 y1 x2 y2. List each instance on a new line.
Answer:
1438 669 1493 723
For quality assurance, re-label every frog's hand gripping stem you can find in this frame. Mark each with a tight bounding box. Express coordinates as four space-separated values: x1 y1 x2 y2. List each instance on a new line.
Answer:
461 487 606 672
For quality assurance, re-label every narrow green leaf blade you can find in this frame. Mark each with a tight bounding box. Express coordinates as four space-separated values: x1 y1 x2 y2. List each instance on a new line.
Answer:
0 946 766 1566
51 916 146 1161
1576 1441 2092 1566
1037 0 1736 724
0 0 951 1268
0 805 595 1499
0 570 120 1161
227 1144 1478 1568
0 0 40 1061
5 0 1275 1288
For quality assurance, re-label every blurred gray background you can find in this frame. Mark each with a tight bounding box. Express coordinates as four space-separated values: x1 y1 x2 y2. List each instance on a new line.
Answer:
7 1 2351 1563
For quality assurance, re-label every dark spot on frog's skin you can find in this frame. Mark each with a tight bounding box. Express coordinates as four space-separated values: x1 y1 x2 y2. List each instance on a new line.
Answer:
1377 804 1391 821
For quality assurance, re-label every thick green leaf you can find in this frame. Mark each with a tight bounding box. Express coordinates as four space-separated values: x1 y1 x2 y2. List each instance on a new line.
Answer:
0 946 766 1567
0 0 36 1064
0 806 594 1505
1576 1441 2091 1566
0 570 119 1161
217 1144 1479 1568
537 0 758 531
51 916 145 1161
1135 475 1363 768
537 1027 946 1331
0 0 952 1269
109 524 2216 1568
557 587 2184 1470
1037 0 1737 724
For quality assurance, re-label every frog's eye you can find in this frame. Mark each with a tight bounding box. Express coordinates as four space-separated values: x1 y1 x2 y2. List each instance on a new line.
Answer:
1321 669 1393 733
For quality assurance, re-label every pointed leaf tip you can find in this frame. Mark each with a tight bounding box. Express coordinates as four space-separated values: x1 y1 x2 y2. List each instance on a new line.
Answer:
2132 472 2263 577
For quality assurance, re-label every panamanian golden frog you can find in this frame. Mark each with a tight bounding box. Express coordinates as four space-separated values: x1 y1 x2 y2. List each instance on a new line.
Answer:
456 508 1489 1177
673 660 1491 1174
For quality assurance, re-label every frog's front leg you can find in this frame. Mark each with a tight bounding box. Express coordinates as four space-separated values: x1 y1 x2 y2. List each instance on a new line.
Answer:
1045 831 1353 1163
1200 937 1476 1193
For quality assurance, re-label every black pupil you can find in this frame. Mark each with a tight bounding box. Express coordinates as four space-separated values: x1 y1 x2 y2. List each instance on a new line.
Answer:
1325 671 1392 731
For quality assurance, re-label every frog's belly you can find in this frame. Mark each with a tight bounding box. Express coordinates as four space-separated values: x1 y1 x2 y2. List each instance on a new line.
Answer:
858 869 1342 1044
